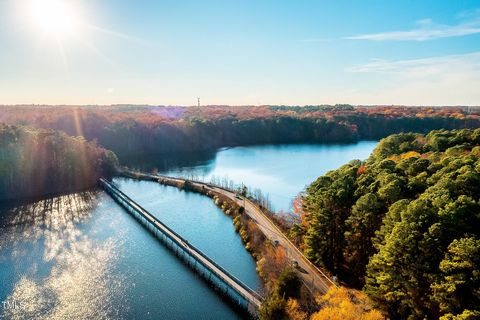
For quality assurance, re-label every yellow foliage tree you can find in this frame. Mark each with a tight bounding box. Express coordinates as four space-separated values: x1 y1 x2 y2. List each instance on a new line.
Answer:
310 287 384 320
400 151 421 159
286 298 307 320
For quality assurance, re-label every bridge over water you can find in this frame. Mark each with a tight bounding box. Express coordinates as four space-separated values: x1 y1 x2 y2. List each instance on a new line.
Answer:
123 170 336 295
99 178 263 315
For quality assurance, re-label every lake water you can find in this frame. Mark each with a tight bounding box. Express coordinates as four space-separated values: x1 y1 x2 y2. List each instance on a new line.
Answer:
0 183 259 319
0 142 377 319
126 142 378 212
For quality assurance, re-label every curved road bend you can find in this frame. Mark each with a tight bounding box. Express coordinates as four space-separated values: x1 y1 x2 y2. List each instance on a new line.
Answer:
130 172 336 295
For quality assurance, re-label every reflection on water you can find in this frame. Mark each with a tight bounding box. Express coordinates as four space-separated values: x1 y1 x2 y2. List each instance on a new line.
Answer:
0 143 378 319
123 142 378 212
1 186 252 319
122 149 217 176
0 192 126 320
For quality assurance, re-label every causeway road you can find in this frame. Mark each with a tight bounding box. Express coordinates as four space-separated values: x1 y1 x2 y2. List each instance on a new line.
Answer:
127 172 335 295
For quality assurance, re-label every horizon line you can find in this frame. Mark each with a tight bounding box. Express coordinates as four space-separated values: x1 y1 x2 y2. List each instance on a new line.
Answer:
1 104 479 108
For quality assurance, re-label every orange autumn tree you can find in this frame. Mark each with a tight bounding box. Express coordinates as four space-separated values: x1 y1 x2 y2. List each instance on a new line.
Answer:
311 287 383 320
257 245 289 284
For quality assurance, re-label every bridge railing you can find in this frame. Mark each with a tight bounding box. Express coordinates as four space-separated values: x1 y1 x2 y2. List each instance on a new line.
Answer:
122 170 337 289
99 178 263 305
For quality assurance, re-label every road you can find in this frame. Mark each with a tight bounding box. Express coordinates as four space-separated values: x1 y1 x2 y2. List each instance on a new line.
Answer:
204 183 334 295
130 172 336 295
100 178 263 309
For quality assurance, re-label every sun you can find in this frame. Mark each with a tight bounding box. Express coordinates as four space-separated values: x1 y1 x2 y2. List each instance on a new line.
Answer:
29 0 79 37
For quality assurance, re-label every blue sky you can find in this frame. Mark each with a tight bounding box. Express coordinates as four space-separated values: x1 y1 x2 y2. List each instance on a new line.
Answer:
1 0 479 105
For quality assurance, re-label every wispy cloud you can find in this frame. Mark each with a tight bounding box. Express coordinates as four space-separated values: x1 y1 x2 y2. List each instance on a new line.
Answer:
346 14 480 41
343 52 480 105
348 52 480 74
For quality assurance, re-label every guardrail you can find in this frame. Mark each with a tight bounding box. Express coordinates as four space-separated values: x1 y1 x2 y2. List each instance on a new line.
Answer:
121 170 337 290
99 178 263 307
243 197 337 288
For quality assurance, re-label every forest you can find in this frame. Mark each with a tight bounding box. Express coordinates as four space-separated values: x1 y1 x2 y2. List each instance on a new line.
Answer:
1 107 480 317
294 129 480 319
0 105 478 160
0 124 118 202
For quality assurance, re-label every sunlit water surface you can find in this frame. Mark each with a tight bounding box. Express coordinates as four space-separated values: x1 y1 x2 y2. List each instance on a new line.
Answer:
0 184 258 319
1 142 377 319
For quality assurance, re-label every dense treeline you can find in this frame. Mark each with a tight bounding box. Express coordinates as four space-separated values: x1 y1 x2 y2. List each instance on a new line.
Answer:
296 129 480 319
0 105 478 159
0 124 118 201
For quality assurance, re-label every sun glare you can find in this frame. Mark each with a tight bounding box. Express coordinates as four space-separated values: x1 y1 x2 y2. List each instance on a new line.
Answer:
30 0 79 36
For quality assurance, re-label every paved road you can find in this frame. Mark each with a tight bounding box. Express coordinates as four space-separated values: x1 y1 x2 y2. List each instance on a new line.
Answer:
204 184 334 295
129 172 336 295
100 177 263 309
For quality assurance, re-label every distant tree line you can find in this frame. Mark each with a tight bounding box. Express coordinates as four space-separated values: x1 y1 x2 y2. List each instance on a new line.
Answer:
295 129 480 319
0 105 478 160
0 124 118 202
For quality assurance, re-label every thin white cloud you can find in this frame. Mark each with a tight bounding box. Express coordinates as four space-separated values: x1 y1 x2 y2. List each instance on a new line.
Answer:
348 52 480 74
346 14 480 41
342 52 480 105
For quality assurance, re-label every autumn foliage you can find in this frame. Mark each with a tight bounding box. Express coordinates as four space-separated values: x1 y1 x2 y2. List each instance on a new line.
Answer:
311 287 383 320
0 105 478 160
0 124 118 201
301 129 480 319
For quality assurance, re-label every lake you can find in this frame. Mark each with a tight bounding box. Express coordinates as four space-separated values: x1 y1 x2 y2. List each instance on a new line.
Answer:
126 142 378 212
0 142 377 319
